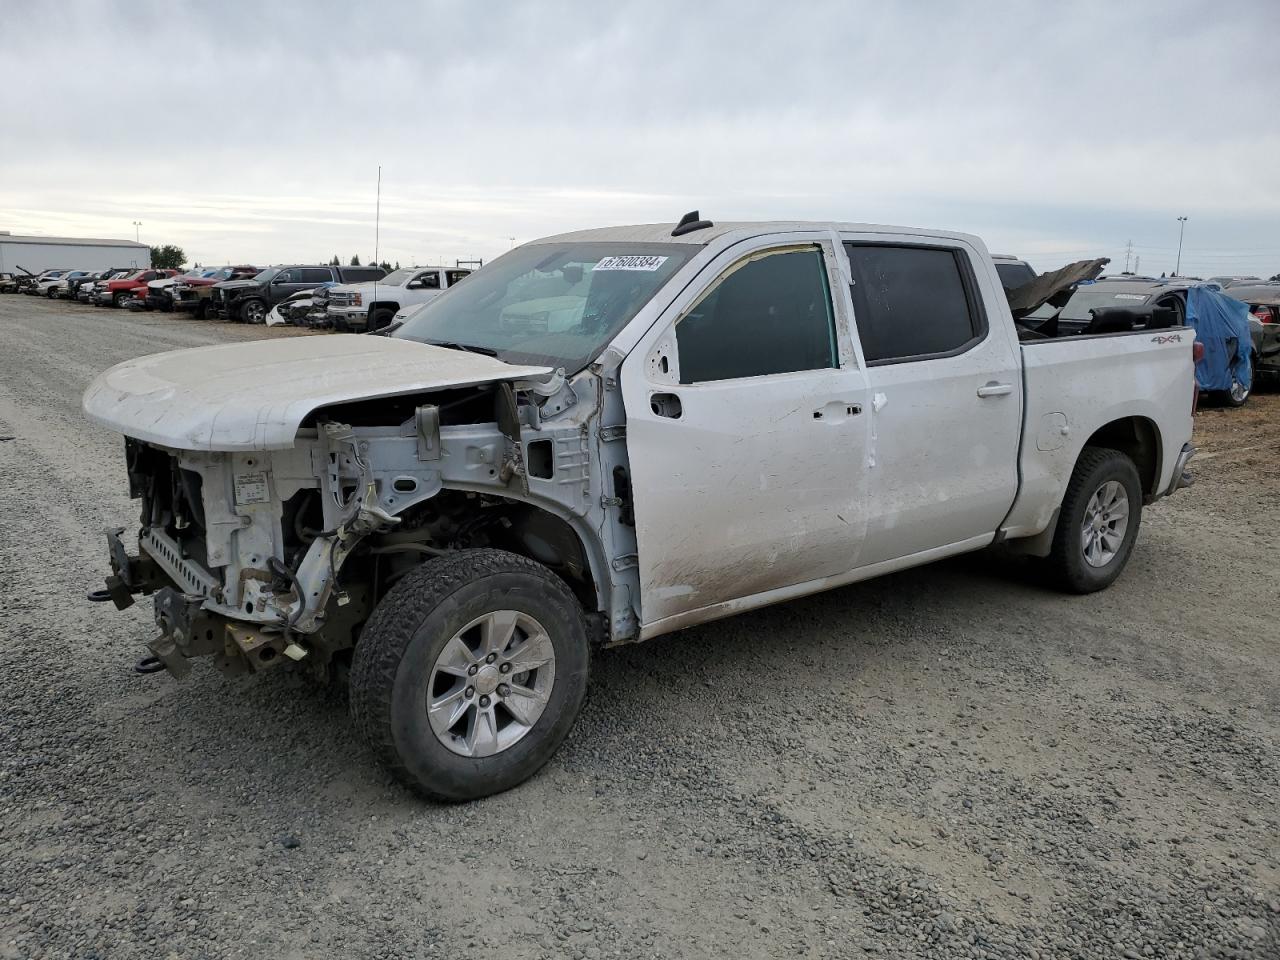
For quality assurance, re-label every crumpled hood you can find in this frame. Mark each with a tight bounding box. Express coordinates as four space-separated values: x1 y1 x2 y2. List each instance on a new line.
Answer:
212 278 260 293
82 335 553 451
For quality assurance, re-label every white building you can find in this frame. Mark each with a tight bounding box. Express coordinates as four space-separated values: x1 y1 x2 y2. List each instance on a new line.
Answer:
0 231 151 274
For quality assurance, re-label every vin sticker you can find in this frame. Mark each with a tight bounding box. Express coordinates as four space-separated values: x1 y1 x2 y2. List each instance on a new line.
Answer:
234 472 269 505
595 255 669 272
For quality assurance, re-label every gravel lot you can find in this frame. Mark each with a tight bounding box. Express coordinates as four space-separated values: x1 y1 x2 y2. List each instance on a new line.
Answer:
1 294 1277 960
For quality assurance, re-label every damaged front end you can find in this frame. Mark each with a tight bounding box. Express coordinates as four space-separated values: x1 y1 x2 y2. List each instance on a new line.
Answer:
91 369 631 681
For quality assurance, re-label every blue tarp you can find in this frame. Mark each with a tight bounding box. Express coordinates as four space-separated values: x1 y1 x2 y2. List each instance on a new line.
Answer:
1186 285 1252 391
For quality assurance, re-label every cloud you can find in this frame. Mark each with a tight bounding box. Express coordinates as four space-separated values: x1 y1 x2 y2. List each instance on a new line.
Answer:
3 0 1277 276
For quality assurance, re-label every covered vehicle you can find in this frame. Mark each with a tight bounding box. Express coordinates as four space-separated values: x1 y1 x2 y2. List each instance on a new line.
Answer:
83 216 1196 801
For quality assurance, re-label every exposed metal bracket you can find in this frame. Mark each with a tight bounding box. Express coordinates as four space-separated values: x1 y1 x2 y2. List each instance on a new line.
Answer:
610 553 638 571
415 405 441 461
599 425 627 442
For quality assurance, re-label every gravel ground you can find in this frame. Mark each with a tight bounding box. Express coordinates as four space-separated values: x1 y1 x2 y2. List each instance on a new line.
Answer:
1 294 1277 960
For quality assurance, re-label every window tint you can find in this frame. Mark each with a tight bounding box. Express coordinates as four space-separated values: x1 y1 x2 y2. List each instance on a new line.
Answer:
413 271 441 289
300 268 333 284
675 247 837 384
446 269 471 286
344 268 384 282
275 269 300 282
844 244 982 363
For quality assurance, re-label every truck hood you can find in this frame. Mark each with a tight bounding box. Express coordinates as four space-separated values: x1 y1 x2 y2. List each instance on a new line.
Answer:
82 335 554 452
212 278 261 292
328 280 401 295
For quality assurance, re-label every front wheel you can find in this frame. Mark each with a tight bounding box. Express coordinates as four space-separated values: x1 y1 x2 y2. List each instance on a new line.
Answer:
1044 447 1143 594
350 549 590 801
46 287 58 299
239 299 266 324
111 292 127 308
368 307 395 331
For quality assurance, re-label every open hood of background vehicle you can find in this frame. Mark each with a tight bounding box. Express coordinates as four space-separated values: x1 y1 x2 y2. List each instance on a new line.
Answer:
83 335 553 451
1006 258 1111 320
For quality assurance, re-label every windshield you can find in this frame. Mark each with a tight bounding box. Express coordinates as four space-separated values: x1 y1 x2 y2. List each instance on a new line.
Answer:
252 268 279 283
1027 285 1155 321
394 243 693 370
378 268 416 285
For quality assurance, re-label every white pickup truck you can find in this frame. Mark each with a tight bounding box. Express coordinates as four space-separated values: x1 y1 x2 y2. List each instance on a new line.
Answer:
325 266 472 331
83 216 1196 801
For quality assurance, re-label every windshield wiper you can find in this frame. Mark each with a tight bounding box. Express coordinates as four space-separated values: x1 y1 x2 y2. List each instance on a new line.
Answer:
368 320 403 337
424 339 499 357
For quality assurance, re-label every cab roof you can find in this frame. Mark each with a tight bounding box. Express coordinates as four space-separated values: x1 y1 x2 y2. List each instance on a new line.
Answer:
531 220 984 249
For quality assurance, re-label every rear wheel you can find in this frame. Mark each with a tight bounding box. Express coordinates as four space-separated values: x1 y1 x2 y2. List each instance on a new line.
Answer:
350 549 590 801
1044 447 1143 594
1218 355 1253 407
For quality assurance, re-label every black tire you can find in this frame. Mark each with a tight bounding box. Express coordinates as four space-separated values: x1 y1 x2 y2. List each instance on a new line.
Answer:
369 307 395 331
195 301 209 320
1044 447 1143 594
46 286 57 299
1217 355 1253 408
111 291 127 308
240 299 266 324
349 549 590 802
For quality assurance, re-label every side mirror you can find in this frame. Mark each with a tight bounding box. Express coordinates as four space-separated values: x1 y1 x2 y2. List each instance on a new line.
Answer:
406 279 423 290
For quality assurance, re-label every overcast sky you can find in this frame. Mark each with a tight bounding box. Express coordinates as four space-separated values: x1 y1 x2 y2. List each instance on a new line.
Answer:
3 0 1277 277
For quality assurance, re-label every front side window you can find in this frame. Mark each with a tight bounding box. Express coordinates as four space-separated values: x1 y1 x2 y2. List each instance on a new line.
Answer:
412 271 441 289
844 244 983 363
675 246 837 384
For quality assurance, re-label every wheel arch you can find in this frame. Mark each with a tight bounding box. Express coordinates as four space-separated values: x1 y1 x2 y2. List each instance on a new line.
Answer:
1082 416 1162 500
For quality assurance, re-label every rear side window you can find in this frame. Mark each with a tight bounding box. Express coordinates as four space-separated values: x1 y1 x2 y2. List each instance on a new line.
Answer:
675 246 837 384
844 244 984 363
446 269 471 286
300 268 333 284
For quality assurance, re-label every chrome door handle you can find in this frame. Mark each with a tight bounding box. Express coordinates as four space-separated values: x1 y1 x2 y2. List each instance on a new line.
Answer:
976 382 1013 398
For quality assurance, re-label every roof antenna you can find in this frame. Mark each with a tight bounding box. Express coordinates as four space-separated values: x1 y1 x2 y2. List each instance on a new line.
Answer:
671 210 713 237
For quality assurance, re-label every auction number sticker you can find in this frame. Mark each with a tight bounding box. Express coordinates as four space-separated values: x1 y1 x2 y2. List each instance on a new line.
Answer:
1113 294 1147 300
234 472 269 505
595 255 669 272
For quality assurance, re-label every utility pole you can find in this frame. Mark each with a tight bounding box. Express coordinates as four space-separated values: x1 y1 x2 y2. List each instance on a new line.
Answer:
1135 255 1140 274
132 221 142 243
1123 240 1133 273
1175 216 1188 276
509 236 516 250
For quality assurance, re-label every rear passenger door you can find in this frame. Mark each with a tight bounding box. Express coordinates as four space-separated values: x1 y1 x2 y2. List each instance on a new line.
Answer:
842 237 1022 566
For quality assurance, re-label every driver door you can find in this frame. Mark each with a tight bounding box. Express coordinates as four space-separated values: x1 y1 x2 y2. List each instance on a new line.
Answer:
620 234 870 633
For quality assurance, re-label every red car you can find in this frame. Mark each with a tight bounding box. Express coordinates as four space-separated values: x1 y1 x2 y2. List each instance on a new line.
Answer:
91 269 179 308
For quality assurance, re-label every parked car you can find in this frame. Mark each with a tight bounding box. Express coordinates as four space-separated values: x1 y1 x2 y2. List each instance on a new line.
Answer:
77 268 132 302
325 266 473 331
127 268 229 312
66 270 111 301
84 215 1196 801
209 264 385 323
39 270 95 299
25 269 70 294
1207 276 1260 287
0 271 21 293
264 283 336 326
90 269 179 307
1224 282 1280 386
172 265 260 319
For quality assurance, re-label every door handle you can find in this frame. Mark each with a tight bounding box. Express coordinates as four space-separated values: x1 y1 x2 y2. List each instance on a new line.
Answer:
976 382 1013 398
